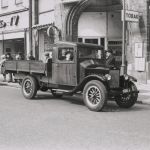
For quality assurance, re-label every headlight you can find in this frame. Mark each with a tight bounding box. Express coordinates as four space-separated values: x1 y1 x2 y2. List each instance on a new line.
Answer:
124 74 129 80
105 74 111 80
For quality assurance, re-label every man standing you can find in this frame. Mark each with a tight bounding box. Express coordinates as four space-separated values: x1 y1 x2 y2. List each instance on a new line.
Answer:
105 49 116 66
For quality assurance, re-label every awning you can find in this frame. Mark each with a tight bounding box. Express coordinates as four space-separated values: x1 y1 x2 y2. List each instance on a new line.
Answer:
0 31 24 40
32 23 53 30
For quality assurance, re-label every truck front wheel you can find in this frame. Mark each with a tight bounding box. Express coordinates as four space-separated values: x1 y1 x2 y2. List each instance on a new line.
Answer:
22 76 38 99
115 82 138 108
83 80 107 112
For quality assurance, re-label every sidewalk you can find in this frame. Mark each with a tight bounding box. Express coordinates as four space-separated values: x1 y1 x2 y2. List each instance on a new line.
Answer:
0 74 150 105
0 74 20 88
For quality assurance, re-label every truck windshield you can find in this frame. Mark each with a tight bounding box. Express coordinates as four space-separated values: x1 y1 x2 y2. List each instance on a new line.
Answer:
79 47 103 60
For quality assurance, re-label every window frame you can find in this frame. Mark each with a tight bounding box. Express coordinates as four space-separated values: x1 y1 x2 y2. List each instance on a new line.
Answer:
57 47 75 63
1 0 8 8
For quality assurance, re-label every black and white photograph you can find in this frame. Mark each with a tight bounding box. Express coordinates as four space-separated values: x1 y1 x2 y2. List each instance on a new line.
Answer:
0 0 150 149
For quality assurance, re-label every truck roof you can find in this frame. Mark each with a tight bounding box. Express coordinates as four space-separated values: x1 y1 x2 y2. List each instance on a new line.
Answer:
55 41 104 49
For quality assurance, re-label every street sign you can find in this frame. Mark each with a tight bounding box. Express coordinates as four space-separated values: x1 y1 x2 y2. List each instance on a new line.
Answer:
122 10 140 22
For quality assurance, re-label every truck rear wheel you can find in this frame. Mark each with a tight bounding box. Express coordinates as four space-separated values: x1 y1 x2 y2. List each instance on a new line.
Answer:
22 76 38 99
83 80 107 112
115 82 138 108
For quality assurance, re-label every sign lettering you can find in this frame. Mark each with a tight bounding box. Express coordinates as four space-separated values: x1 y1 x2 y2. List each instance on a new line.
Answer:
122 10 140 22
0 20 6 28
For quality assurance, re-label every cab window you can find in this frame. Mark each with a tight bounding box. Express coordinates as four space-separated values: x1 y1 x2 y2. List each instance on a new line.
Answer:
79 47 103 60
58 48 74 61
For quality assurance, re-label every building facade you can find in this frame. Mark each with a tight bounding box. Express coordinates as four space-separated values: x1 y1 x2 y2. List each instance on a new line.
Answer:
0 0 30 59
0 0 150 83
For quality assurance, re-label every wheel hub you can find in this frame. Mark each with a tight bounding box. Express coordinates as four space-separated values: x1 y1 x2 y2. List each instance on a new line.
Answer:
87 86 101 105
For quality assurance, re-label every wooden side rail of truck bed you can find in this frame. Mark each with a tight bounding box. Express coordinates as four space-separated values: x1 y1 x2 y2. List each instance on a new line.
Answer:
4 60 47 74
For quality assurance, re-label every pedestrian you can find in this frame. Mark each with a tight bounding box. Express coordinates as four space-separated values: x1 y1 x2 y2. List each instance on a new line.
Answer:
15 53 22 60
43 52 51 63
6 53 13 82
0 54 6 82
27 53 35 60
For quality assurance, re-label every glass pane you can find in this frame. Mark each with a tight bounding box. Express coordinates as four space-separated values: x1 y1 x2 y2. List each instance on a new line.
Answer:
58 48 74 61
85 39 98 44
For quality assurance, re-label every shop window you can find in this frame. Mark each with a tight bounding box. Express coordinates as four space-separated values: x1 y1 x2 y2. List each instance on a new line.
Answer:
78 38 83 43
15 0 23 5
85 39 98 45
43 29 54 52
100 38 105 47
1 0 8 8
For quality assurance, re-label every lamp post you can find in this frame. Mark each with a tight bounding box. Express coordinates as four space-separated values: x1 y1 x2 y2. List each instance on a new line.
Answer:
29 0 33 56
121 0 126 75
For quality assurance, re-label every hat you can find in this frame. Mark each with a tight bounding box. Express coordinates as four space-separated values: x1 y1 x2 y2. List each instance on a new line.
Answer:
105 49 113 53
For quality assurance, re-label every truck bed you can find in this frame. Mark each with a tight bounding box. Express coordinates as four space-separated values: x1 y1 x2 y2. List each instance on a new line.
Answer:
4 60 46 74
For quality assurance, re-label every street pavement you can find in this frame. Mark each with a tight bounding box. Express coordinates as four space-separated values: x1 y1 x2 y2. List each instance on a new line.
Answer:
0 74 150 105
0 85 150 150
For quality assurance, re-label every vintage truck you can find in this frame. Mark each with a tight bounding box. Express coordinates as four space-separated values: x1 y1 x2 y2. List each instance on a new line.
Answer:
3 41 139 112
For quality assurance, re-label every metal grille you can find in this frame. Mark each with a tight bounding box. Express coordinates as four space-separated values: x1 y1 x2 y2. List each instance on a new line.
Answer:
109 70 120 88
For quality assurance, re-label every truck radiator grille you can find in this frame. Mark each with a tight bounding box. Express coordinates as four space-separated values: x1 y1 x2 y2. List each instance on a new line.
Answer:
109 70 120 88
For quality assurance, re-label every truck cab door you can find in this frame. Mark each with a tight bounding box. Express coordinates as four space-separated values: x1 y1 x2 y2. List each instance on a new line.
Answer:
52 47 77 86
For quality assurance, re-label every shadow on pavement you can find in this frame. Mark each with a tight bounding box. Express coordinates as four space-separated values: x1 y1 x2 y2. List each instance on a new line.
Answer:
34 92 148 113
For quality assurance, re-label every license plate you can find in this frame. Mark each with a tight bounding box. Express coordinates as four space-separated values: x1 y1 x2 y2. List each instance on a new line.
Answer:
123 89 129 93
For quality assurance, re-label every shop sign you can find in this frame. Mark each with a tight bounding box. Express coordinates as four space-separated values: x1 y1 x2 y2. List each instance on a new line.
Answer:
10 15 19 26
0 20 6 28
122 10 139 22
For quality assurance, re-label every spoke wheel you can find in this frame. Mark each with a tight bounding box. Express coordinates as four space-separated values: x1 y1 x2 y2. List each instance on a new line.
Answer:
22 76 38 99
83 80 107 112
115 82 138 108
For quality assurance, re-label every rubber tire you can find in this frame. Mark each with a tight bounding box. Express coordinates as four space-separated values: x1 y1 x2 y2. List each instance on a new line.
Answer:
22 76 38 99
83 80 107 112
115 82 138 108
51 89 63 98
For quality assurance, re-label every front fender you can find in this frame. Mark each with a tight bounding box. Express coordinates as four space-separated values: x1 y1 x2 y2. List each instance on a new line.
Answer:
123 74 137 82
74 74 107 92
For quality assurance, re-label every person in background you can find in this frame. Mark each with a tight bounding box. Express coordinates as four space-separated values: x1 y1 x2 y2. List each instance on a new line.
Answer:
15 53 22 60
44 52 51 63
6 53 13 82
0 54 6 82
27 53 35 60
105 49 116 66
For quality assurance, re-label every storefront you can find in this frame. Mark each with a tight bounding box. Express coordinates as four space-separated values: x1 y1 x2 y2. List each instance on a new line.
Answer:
0 10 29 59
